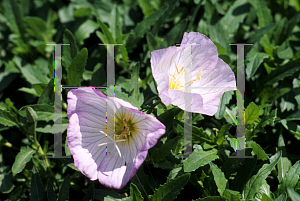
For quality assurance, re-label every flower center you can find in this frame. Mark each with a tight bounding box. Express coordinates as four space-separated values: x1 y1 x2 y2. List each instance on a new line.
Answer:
114 114 136 141
168 61 202 91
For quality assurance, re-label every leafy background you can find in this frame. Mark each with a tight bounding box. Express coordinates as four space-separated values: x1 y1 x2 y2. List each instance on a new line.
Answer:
0 0 300 200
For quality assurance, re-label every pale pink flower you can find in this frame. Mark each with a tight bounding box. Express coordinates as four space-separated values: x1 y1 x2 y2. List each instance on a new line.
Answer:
67 87 165 189
151 32 236 115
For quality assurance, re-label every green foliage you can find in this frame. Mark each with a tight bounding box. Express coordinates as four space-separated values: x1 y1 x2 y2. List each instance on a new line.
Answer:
1 0 300 200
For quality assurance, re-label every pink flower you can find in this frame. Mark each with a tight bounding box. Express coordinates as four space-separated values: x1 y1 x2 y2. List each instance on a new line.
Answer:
67 87 165 189
150 32 236 115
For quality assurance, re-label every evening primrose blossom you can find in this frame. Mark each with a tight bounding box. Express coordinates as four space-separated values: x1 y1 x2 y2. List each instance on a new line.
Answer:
150 32 236 115
67 87 165 189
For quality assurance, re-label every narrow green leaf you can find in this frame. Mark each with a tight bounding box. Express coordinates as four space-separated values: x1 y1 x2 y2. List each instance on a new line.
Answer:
19 104 54 122
47 180 57 201
63 29 78 70
249 141 269 160
213 41 226 55
223 189 241 201
0 174 15 193
151 173 190 201
277 135 292 183
74 19 99 45
31 167 45 201
37 78 54 105
275 192 286 201
97 18 116 44
246 52 269 79
146 32 157 52
0 110 18 127
130 63 140 101
12 147 36 174
216 124 231 146
67 48 88 86
247 23 276 43
287 187 300 201
243 151 281 200
58 175 70 201
116 26 129 67
74 7 92 18
287 12 300 37
220 0 250 37
160 19 187 48
130 183 143 201
151 137 179 162
137 0 156 17
48 53 54 78
209 162 227 196
184 148 219 172
276 161 300 195
215 91 234 119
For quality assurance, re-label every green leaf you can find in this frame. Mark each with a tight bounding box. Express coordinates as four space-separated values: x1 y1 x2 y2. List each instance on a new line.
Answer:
215 91 234 119
220 0 250 38
248 141 269 160
12 146 36 174
213 41 226 55
276 161 300 195
130 183 143 201
275 192 286 201
137 0 156 17
130 63 140 101
82 184 95 201
97 18 116 44
287 187 300 201
31 166 45 201
245 102 259 125
184 148 219 172
58 175 70 201
48 53 54 78
63 29 78 70
0 173 15 193
116 26 129 68
151 137 179 162
242 151 281 200
209 162 227 196
67 48 88 86
216 124 231 146
74 19 99 45
223 189 241 201
37 78 54 105
24 17 51 42
262 59 300 87
74 7 92 18
19 104 54 122
0 109 18 127
160 19 188 48
287 12 300 37
150 173 190 201
246 52 269 79
277 135 292 183
47 180 57 201
247 23 276 43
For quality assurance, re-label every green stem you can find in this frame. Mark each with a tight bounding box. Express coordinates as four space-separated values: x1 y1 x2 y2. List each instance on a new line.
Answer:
147 100 162 114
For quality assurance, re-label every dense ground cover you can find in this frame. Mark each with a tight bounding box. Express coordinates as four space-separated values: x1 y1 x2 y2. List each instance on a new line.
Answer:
0 0 300 200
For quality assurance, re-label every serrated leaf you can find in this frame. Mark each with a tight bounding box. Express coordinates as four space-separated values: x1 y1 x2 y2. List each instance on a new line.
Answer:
0 110 18 127
151 137 179 162
151 173 190 201
245 102 259 125
130 183 143 201
243 151 281 200
209 162 227 196
31 167 45 201
58 175 70 201
184 148 219 172
12 146 35 174
67 48 88 86
47 180 57 201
